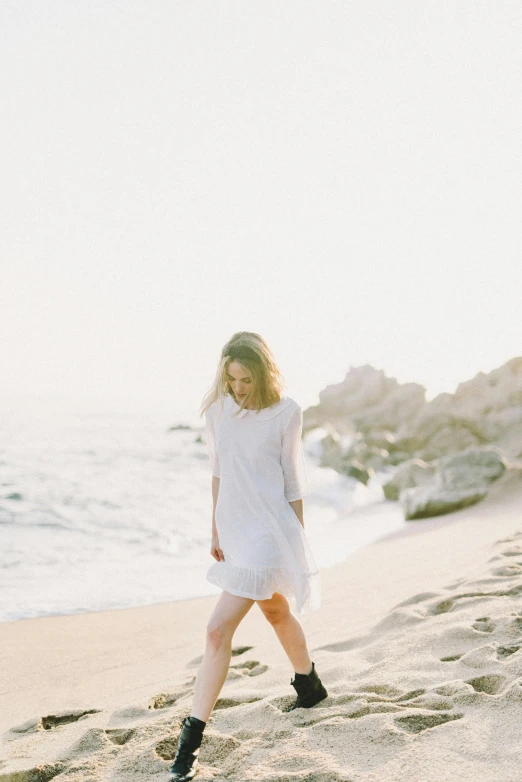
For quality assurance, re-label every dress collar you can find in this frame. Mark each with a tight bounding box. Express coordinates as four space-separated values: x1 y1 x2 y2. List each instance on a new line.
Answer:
224 393 293 420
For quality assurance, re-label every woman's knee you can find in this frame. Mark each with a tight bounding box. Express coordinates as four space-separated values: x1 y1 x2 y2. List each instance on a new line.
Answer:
205 618 233 650
258 593 291 625
207 592 254 649
205 593 253 649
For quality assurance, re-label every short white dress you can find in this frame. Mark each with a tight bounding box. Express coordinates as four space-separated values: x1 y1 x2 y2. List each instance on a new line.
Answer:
204 393 321 615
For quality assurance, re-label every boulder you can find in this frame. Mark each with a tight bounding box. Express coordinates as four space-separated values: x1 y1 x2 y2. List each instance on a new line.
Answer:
382 458 435 501
399 446 507 520
344 460 372 485
319 435 373 484
400 484 489 520
436 446 507 490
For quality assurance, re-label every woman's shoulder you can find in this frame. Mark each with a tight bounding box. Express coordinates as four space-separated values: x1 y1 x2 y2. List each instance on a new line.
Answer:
283 395 300 409
280 396 303 425
259 394 300 422
279 395 300 414
206 397 226 422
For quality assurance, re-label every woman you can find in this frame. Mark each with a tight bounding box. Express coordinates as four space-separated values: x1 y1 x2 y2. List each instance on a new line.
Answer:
169 332 327 781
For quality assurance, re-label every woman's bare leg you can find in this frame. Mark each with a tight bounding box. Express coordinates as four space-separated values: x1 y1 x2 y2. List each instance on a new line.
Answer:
190 591 255 722
256 592 312 674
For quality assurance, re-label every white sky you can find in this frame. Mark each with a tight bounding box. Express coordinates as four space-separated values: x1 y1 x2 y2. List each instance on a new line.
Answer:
2 2 521 425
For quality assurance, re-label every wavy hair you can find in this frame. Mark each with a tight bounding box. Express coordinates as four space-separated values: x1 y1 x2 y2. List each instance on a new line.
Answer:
200 332 286 418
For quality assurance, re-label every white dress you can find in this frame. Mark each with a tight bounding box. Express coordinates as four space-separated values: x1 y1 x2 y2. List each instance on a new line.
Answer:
204 393 321 615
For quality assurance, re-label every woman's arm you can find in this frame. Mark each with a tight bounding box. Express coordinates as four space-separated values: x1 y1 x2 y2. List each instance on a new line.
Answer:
288 498 304 528
210 475 224 561
211 475 220 533
281 405 311 530
206 407 224 560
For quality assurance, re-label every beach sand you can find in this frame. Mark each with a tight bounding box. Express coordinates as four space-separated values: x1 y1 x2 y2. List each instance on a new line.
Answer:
2 467 522 781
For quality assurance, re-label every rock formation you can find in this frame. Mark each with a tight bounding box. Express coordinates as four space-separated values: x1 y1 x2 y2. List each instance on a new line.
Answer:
304 358 522 518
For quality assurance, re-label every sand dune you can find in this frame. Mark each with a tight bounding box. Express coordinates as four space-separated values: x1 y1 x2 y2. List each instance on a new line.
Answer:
2 469 522 781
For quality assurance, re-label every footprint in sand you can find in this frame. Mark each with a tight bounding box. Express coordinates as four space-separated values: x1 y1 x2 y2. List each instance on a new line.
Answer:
465 674 509 694
230 645 254 656
213 693 264 710
156 731 241 763
491 563 522 577
269 694 299 712
104 728 135 745
187 645 268 681
394 712 463 733
148 690 186 710
272 682 458 727
428 583 522 616
351 685 453 710
188 644 254 667
428 597 456 615
10 709 101 735
495 531 522 545
499 547 522 558
0 760 66 779
228 659 269 679
497 644 521 659
505 615 522 636
489 532 522 569
472 616 496 633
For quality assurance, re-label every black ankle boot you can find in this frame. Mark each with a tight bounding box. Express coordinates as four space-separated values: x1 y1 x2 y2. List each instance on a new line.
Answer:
168 716 206 781
289 661 328 710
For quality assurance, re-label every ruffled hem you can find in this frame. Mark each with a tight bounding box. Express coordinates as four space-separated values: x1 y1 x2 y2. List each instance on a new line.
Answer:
206 557 321 615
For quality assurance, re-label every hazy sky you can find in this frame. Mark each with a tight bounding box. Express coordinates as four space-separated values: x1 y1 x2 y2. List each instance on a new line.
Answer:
2 2 521 425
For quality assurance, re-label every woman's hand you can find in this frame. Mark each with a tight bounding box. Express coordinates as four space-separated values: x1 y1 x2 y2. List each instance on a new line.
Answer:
210 531 225 562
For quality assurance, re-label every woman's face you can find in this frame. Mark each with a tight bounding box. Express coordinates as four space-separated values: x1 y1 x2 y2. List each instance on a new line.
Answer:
226 362 253 403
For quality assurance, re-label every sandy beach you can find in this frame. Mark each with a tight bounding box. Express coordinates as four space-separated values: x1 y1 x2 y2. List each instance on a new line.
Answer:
3 0 520 778
2 467 522 781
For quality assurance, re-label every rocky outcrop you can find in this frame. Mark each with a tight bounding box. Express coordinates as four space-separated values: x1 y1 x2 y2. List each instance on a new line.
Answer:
304 365 426 436
382 458 435 501
306 358 522 518
400 484 489 520
398 447 507 520
394 358 522 462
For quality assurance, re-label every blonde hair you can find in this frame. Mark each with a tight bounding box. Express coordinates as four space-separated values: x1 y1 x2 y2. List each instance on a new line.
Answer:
200 332 286 417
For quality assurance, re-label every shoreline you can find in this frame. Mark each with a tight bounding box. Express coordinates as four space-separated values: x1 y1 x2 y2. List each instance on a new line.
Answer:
2 467 522 780
1 488 404 627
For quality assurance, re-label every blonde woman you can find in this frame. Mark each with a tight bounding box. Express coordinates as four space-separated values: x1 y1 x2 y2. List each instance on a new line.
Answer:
168 332 327 781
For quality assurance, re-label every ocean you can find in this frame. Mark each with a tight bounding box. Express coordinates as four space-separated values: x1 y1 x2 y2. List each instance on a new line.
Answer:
0 407 405 622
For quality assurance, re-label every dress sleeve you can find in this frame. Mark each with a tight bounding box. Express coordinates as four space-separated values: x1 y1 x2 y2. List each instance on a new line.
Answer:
205 407 220 478
281 405 311 501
